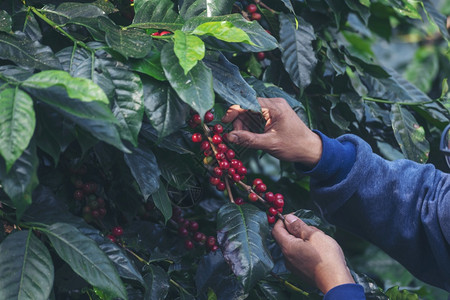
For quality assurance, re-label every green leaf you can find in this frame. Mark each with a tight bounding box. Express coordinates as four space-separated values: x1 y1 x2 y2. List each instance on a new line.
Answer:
124 144 161 200
129 52 167 81
161 42 214 118
403 47 439 93
23 70 109 104
203 53 260 112
183 14 278 52
43 223 127 300
0 140 39 220
293 209 335 236
173 30 205 74
390 104 429 163
41 2 105 25
98 17 153 59
279 13 317 90
151 180 173 224
0 230 54 300
0 10 12 32
385 286 419 300
0 88 35 172
216 203 274 293
422 0 450 41
133 0 182 23
192 21 254 45
102 63 145 147
142 77 190 138
143 265 169 300
0 32 61 70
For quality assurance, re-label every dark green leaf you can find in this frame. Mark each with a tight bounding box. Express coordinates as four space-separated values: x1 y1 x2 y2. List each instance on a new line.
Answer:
23 70 109 104
0 230 54 300
280 0 295 13
352 272 387 299
142 77 190 138
143 265 169 300
258 280 291 300
0 88 35 172
345 0 370 24
0 140 39 219
98 16 153 59
404 46 439 93
43 223 127 299
279 13 317 90
41 2 105 25
130 52 167 81
133 0 181 23
0 10 12 32
151 180 173 224
203 53 260 112
422 0 450 41
124 143 161 200
390 104 429 163
140 123 193 155
173 30 205 74
326 46 347 75
179 0 207 19
161 42 214 118
216 203 274 293
293 209 335 236
183 14 278 52
0 31 61 70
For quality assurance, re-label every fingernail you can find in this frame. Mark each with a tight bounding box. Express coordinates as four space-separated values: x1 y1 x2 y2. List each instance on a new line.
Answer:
228 133 238 143
284 214 298 224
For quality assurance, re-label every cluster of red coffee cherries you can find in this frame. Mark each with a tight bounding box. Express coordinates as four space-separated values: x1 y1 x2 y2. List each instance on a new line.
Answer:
106 226 124 243
189 110 285 225
70 170 107 222
171 206 218 251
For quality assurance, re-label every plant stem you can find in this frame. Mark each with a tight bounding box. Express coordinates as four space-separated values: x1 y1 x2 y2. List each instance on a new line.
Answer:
270 272 310 296
30 7 91 51
362 96 435 106
224 177 235 203
256 0 276 13
170 279 194 296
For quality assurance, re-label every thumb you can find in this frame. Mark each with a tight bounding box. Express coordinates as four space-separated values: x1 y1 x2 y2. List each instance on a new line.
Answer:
284 214 318 240
227 130 269 150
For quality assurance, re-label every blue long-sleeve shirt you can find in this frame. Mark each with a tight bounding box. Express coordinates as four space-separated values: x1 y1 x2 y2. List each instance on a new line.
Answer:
298 132 450 298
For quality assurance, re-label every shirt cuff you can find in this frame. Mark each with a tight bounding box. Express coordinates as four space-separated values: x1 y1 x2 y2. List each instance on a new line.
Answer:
295 131 356 185
323 283 366 300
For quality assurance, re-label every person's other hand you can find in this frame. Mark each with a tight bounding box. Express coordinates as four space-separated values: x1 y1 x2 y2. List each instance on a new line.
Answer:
272 214 354 294
221 98 322 168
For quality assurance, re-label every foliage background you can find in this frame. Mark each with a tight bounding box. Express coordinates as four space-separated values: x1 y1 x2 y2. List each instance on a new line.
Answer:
0 0 449 299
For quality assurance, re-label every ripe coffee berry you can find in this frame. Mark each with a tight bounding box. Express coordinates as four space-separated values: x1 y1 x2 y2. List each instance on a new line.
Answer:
194 232 206 243
247 4 257 13
211 244 219 252
107 235 116 243
219 160 230 170
217 143 228 152
253 178 263 187
228 168 236 175
256 51 265 60
213 124 224 134
204 111 214 123
209 176 220 186
226 149 235 160
248 193 258 202
191 133 202 143
268 207 278 216
255 183 267 193
91 210 100 218
99 208 107 217
251 12 262 21
265 192 275 203
216 153 225 160
275 193 284 200
192 114 202 124
237 166 247 176
206 236 216 248
74 190 84 201
112 226 124 237
216 182 226 191
232 173 241 182
277 207 283 213
267 215 276 224
274 198 284 208
213 167 223 177
178 227 189 237
189 221 199 232
200 141 210 151
230 159 240 169
235 197 244 205
212 134 222 144
185 240 194 250
159 31 172 36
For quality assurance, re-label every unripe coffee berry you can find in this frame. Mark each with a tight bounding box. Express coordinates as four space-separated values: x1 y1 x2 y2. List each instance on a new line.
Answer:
248 193 258 202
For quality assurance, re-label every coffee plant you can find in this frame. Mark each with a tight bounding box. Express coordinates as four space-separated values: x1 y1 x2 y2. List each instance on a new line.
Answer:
0 0 449 299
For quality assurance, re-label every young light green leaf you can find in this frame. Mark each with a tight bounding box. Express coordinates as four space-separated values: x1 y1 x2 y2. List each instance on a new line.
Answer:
0 231 54 300
23 70 109 104
0 88 35 172
173 30 205 74
44 223 127 300
192 21 254 45
151 180 173 224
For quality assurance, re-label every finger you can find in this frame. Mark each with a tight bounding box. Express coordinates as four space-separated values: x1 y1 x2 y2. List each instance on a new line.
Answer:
221 105 246 123
284 214 319 240
226 130 272 150
272 218 298 245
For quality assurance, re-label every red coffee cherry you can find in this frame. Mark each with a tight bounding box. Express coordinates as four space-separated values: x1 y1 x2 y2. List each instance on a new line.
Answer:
191 133 202 143
189 221 199 232
230 159 240 169
204 111 214 123
211 244 219 252
226 149 235 160
213 167 223 177
112 226 124 237
107 234 116 243
253 178 263 187
159 31 172 36
74 190 84 201
194 232 206 243
206 236 216 248
232 173 241 182
209 176 220 186
213 124 224 134
228 168 236 175
277 207 283 213
267 214 276 224
91 210 100 218
268 207 278 216
219 160 230 170
185 240 194 250
237 166 247 176
200 141 210 151
247 4 257 13
235 197 244 205
216 182 226 191
192 114 202 124
217 143 228 153
265 192 275 203
255 183 267 193
248 193 258 202
256 51 265 60
216 153 225 160
212 134 222 144
274 198 284 208
98 208 107 217
251 12 262 21
178 227 189 237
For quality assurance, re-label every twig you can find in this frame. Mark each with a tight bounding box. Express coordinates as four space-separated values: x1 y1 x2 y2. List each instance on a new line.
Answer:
270 272 310 296
224 177 235 203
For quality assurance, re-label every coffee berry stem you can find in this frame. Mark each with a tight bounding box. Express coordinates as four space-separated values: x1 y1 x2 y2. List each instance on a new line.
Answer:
256 1 275 13
224 177 235 204
202 123 219 156
236 180 285 221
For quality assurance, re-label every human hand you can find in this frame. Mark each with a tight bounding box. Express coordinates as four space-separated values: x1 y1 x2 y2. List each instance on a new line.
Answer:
272 214 354 294
221 98 322 168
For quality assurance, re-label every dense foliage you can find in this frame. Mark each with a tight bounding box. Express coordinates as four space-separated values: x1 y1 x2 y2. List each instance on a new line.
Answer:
0 0 449 299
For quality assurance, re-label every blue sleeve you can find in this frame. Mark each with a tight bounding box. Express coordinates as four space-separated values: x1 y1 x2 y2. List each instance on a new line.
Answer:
297 132 450 292
323 284 366 300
